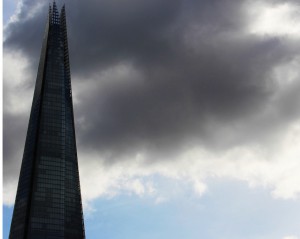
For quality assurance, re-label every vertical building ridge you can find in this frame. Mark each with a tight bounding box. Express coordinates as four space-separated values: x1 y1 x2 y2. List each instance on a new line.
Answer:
9 3 85 239
51 1 59 25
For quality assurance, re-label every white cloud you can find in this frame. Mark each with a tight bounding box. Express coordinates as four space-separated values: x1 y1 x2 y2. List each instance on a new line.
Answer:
3 50 33 115
5 0 44 26
247 2 300 37
193 180 207 197
124 179 145 196
154 196 168 205
283 236 299 239
3 181 17 206
81 118 300 203
3 0 23 28
4 119 300 208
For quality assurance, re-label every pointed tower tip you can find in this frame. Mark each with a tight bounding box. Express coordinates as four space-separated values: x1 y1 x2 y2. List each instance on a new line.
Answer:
50 1 59 25
52 1 58 11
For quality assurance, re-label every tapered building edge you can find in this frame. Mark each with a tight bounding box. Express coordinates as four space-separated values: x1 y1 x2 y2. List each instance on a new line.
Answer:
9 3 85 239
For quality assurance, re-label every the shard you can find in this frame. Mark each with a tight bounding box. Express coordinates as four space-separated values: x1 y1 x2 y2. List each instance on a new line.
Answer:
9 2 85 239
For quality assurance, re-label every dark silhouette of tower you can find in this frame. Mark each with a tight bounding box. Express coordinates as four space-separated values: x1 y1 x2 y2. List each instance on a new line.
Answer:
9 2 85 239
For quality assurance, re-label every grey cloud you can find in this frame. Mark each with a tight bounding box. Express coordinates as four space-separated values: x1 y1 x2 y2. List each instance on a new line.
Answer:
76 36 298 159
4 0 300 169
3 111 28 182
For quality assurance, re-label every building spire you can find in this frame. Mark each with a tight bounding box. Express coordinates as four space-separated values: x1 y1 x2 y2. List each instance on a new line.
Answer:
50 1 59 24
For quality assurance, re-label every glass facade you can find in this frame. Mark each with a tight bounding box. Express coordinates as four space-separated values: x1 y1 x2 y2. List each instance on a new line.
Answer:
9 3 85 239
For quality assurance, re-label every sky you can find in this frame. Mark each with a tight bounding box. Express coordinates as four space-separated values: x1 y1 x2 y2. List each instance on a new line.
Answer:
2 0 300 238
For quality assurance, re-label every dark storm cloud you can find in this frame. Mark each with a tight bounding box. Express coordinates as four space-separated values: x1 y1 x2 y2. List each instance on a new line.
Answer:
4 0 300 166
4 0 46 62
76 37 297 157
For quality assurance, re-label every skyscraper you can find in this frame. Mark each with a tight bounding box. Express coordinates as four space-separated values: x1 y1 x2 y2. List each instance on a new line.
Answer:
9 3 85 239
